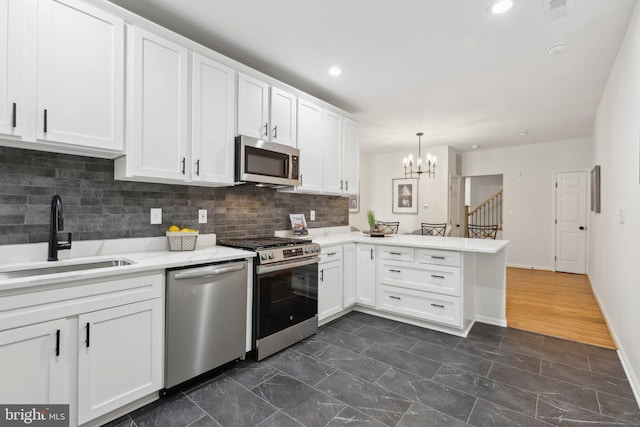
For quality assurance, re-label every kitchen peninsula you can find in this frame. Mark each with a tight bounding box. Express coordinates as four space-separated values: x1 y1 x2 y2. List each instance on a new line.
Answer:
312 232 508 336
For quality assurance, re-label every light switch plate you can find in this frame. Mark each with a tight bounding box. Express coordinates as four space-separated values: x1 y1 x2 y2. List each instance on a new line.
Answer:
310 210 316 221
198 209 207 224
150 208 162 224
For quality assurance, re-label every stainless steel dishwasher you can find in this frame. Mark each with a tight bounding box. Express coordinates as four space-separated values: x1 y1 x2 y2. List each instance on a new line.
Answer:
165 260 247 389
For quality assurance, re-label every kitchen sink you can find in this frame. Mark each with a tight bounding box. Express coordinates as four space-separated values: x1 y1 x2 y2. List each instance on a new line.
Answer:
0 259 134 280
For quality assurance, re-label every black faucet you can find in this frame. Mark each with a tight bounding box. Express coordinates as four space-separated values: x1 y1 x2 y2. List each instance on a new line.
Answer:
48 195 72 261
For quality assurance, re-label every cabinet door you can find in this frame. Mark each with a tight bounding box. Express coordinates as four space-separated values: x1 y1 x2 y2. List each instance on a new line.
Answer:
322 109 343 194
0 0 23 138
356 244 376 306
270 87 296 147
343 243 356 307
342 117 359 195
36 0 124 152
296 99 323 192
191 53 235 185
319 260 342 321
78 299 163 424
128 26 189 181
237 73 269 139
0 319 71 404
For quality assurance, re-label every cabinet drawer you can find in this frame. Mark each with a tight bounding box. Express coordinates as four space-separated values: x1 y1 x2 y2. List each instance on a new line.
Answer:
417 249 461 267
378 246 415 262
379 262 460 297
377 285 461 327
321 246 343 262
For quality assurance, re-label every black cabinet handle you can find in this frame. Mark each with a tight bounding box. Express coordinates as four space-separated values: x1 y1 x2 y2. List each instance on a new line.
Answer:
12 103 16 128
389 295 401 300
44 109 48 133
273 125 278 139
430 303 445 308
263 123 268 138
431 274 445 279
390 252 402 256
320 269 324 282
195 159 200 176
327 252 337 256
389 269 401 273
85 323 90 348
55 329 60 356
345 181 349 191
579 226 585 230
431 256 445 259
181 157 186 174
370 249 373 260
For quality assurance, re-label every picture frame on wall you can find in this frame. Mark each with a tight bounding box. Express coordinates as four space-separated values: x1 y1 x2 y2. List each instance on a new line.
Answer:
591 165 601 213
392 178 418 214
348 194 359 213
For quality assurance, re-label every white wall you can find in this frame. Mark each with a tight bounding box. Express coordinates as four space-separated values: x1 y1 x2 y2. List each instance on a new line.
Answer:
462 138 592 270
590 2 640 403
351 146 450 234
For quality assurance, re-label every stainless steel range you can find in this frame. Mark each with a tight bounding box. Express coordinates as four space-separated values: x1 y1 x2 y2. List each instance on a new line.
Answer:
218 237 320 360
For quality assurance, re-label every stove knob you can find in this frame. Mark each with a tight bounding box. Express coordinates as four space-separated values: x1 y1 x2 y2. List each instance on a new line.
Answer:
260 253 268 260
268 252 274 259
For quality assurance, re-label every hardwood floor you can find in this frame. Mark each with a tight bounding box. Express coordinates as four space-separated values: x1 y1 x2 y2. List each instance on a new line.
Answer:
506 267 616 349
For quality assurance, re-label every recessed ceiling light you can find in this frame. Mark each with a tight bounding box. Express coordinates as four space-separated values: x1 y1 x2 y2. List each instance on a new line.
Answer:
516 130 528 136
472 144 481 149
547 42 567 55
328 67 342 76
490 0 513 14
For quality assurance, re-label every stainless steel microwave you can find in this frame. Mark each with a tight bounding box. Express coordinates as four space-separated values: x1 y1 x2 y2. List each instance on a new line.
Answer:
235 135 300 187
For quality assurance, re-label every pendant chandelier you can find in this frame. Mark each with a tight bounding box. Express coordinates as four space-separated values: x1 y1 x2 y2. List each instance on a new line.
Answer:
402 132 436 179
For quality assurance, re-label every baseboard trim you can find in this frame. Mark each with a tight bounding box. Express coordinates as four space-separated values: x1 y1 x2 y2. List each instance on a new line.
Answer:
507 263 553 271
588 276 640 409
474 314 507 327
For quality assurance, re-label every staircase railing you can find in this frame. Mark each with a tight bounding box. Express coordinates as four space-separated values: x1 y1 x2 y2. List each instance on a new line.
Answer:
465 189 503 237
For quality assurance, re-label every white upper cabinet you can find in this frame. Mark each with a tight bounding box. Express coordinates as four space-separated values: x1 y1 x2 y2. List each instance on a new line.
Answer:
237 72 297 147
0 0 23 139
296 98 323 192
191 53 236 185
36 0 125 153
322 109 343 194
270 87 297 147
342 117 359 195
116 25 189 182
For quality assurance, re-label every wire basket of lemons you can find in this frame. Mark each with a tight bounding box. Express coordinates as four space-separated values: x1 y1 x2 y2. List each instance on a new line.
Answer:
166 225 199 251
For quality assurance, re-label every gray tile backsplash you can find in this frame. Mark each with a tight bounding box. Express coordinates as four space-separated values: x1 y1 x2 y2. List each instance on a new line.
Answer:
0 147 348 245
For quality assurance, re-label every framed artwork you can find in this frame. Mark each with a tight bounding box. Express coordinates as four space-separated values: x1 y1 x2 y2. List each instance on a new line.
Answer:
590 165 601 213
392 178 418 214
348 194 359 213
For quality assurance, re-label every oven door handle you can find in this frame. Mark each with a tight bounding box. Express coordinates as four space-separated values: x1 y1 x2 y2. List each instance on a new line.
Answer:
173 262 246 280
256 257 319 274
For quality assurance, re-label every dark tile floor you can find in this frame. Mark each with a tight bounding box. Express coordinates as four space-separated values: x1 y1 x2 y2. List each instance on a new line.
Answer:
104 312 640 427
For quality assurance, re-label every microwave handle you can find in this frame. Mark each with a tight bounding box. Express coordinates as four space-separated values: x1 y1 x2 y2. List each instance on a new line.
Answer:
284 156 289 177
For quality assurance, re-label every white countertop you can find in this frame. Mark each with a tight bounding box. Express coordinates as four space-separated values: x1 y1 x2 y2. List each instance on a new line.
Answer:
0 235 255 292
311 232 509 253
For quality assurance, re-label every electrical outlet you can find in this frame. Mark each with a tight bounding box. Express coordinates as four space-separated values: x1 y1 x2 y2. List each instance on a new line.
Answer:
150 208 162 224
310 210 316 221
198 209 207 224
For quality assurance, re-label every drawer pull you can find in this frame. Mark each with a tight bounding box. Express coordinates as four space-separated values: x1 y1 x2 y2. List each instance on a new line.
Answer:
389 295 401 300
327 252 337 256
431 274 445 279
389 269 401 273
389 252 403 256
430 303 445 308
55 329 60 356
431 256 446 259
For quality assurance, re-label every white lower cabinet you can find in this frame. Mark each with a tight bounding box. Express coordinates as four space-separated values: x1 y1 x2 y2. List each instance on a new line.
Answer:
342 244 356 308
77 298 163 424
0 318 72 405
355 244 376 307
318 246 343 321
377 285 462 327
0 272 164 427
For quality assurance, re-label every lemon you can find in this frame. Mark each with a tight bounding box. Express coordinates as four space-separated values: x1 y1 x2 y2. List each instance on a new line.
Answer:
181 228 194 233
168 225 180 232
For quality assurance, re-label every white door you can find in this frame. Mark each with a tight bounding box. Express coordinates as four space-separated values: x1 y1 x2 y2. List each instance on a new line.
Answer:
355 244 376 307
342 117 359 195
555 171 587 274
0 319 71 404
237 73 269 139
322 109 343 194
448 175 465 237
269 87 296 147
0 0 24 138
191 53 235 185
296 98 323 192
129 26 189 181
342 244 356 308
78 299 163 424
37 0 125 151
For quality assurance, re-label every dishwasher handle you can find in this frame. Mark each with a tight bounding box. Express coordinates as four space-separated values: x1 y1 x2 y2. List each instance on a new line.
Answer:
173 262 246 280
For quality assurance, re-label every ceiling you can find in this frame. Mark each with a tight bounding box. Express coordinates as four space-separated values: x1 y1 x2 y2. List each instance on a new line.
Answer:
107 0 637 154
